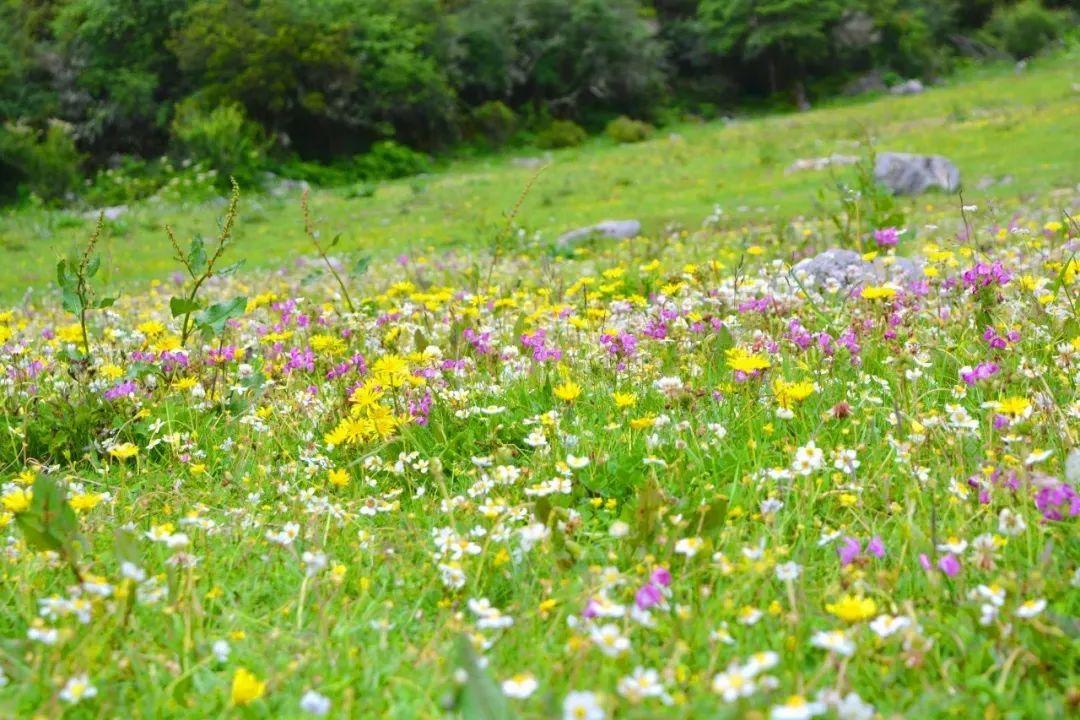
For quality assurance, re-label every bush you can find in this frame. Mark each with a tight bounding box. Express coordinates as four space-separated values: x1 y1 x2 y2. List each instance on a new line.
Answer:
535 120 587 149
983 0 1070 59
469 101 518 148
352 141 431 181
605 116 654 144
83 156 168 206
171 99 266 188
0 120 84 204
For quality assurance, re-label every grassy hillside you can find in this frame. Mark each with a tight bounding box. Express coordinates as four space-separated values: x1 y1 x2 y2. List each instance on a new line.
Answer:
0 53 1077 302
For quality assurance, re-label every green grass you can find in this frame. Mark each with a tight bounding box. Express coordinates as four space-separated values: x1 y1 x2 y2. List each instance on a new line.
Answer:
1 53 1077 303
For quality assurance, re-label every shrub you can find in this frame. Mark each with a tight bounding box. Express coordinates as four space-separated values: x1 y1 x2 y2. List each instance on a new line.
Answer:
605 116 654 144
83 156 169 206
171 99 266 188
0 120 84 204
469 101 519 148
535 120 587 149
982 0 1069 59
352 141 431 181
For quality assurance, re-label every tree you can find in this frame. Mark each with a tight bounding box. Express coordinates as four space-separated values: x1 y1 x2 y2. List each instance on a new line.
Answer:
170 0 456 156
699 0 844 100
51 0 189 159
448 0 667 121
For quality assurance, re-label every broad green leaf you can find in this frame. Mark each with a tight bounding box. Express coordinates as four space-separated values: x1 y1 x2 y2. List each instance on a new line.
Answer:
217 260 245 277
14 475 81 556
698 496 729 534
196 296 247 338
56 259 70 288
170 296 202 317
188 237 207 274
352 255 370 277
455 634 514 720
113 527 141 566
61 288 83 315
633 473 663 544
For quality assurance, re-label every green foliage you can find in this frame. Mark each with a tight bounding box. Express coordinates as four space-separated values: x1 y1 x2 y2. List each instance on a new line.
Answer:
277 142 431 189
468 100 519 148
535 120 587 149
817 151 906 249
856 0 957 79
170 0 456 156
51 0 188 160
0 0 1072 208
56 214 117 358
699 0 846 92
0 121 85 204
14 474 82 556
12 474 89 588
982 0 1071 59
351 141 431 181
171 100 266 188
449 0 667 119
453 635 515 719
605 115 655 144
165 179 245 346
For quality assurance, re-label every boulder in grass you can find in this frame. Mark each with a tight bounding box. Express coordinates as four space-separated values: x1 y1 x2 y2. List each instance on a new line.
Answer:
874 152 960 195
792 247 923 292
889 79 925 96
556 219 641 248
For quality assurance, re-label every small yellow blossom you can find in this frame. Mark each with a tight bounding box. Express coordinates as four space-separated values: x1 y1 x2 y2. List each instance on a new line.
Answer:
108 443 139 460
826 594 877 623
553 381 582 402
230 668 266 706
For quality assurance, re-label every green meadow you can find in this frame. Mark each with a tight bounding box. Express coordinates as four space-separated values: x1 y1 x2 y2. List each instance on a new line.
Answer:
1 53 1077 303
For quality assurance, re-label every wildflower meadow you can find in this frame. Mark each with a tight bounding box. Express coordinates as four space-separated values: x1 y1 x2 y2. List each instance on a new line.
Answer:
1 59 1079 720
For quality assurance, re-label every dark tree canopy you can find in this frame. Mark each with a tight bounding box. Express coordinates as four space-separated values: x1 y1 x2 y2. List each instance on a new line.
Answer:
1 0 1074 204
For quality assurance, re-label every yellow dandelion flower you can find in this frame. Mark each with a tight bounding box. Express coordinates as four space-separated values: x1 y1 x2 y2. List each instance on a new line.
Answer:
726 347 771 374
371 355 411 388
230 668 266 706
69 492 104 513
997 397 1031 417
772 378 815 408
861 286 897 300
553 381 582 402
825 594 877 623
108 443 139 460
349 384 384 410
2 488 33 513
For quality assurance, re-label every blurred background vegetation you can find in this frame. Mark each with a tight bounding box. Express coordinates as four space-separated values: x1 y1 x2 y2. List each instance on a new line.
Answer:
1 0 1076 208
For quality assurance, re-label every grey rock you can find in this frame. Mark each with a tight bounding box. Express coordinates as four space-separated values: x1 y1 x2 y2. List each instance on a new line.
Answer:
512 155 549 169
792 248 923 291
889 79 925 96
844 70 886 96
874 152 960 195
556 219 641 248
